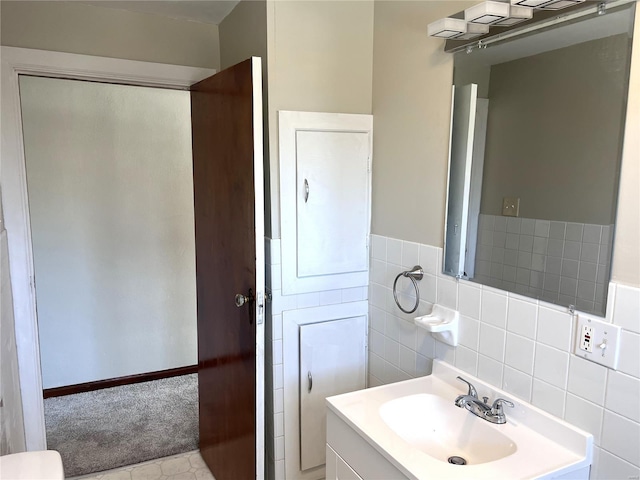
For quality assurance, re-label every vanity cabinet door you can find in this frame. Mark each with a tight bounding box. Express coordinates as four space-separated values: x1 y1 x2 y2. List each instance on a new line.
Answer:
299 316 367 471
326 445 364 480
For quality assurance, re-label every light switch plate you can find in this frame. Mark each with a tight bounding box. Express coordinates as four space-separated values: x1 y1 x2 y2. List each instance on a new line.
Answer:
502 197 520 217
574 314 621 369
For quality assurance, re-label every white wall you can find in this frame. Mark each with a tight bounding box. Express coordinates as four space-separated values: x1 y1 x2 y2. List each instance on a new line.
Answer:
371 0 475 248
219 0 268 71
611 3 640 287
0 1 220 70
0 193 26 454
265 0 375 239
19 76 196 389
219 0 272 237
261 3 375 478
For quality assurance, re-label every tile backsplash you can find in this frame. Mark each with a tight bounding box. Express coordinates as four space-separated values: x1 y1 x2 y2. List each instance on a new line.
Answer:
369 234 640 480
475 214 613 316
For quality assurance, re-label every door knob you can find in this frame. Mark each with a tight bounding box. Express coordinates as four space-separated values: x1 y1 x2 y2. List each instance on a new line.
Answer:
235 289 254 307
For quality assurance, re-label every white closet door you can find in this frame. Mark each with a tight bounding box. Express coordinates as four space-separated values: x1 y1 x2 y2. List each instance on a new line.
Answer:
299 316 367 471
296 130 369 278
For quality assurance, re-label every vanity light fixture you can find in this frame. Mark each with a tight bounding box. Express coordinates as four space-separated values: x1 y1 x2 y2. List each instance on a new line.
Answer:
464 1 511 24
510 0 554 8
430 0 596 46
427 17 467 38
457 23 490 39
538 0 586 10
493 5 533 25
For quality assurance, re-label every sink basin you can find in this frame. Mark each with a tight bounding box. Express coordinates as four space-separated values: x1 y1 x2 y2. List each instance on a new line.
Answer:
326 360 593 479
379 393 517 465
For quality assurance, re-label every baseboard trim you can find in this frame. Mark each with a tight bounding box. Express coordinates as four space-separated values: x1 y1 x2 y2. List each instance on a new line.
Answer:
43 364 198 398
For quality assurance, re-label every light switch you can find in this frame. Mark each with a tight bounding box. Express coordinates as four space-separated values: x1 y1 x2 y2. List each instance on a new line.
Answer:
502 197 520 217
574 314 621 369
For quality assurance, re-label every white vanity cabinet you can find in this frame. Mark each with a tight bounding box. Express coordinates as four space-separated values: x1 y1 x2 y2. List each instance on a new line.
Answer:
326 445 364 480
326 409 407 480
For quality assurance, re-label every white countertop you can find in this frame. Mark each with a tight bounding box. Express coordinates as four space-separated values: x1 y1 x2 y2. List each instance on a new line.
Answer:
326 360 592 480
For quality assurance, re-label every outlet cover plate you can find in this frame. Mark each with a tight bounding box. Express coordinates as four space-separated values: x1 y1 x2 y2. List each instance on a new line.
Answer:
502 197 520 217
574 314 621 369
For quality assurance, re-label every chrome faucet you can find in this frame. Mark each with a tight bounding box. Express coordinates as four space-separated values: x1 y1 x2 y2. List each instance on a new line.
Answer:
454 376 514 424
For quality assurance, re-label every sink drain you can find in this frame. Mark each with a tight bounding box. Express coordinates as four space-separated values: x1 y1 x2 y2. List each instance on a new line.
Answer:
447 456 467 465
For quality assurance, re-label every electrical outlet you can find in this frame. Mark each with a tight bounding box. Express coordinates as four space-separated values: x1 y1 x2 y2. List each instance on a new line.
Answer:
502 197 520 217
574 315 621 369
580 325 594 352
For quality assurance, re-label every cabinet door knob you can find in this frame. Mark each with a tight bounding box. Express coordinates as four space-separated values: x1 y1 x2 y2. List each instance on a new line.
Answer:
308 371 313 393
304 179 309 203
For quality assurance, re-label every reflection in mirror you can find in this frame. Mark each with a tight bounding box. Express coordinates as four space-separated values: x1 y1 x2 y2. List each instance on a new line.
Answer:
444 2 635 316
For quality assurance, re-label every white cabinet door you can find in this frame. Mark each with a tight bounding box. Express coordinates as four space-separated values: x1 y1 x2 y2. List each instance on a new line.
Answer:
299 316 367 471
326 445 364 480
296 130 369 278
279 111 372 294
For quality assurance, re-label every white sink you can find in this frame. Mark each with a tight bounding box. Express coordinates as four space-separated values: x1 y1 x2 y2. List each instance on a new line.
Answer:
379 393 517 465
326 361 593 479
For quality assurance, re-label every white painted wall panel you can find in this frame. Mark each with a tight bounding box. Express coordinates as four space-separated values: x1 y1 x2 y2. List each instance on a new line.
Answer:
19 76 196 388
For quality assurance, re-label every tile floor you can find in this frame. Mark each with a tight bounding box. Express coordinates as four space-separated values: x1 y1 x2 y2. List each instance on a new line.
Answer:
70 450 214 480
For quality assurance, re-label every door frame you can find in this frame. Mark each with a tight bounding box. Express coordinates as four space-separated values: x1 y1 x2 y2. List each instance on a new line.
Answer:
0 46 220 451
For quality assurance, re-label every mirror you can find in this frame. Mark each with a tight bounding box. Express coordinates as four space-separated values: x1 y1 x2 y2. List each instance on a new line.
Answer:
444 3 635 316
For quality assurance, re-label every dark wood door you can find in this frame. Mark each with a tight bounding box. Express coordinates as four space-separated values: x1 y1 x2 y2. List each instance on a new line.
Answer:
191 58 264 480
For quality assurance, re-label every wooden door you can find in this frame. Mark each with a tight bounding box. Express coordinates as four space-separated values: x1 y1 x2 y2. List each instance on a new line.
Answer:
191 57 265 480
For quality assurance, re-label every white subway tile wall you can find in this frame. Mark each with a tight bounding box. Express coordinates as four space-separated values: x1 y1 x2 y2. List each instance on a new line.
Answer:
475 215 613 315
369 234 640 480
264 237 369 480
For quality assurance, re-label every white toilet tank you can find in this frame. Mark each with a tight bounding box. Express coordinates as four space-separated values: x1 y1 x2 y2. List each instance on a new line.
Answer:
0 450 64 480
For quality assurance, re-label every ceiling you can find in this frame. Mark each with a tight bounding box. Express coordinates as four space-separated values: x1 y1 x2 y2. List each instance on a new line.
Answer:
79 1 240 25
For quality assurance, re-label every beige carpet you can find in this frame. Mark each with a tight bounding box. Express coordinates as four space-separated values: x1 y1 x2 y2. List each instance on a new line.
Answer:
44 374 198 477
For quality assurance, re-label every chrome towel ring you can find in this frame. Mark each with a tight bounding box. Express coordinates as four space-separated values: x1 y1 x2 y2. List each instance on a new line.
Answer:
393 265 424 314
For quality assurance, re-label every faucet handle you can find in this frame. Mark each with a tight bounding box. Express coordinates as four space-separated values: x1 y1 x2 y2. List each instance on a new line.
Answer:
491 398 514 415
456 376 478 398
